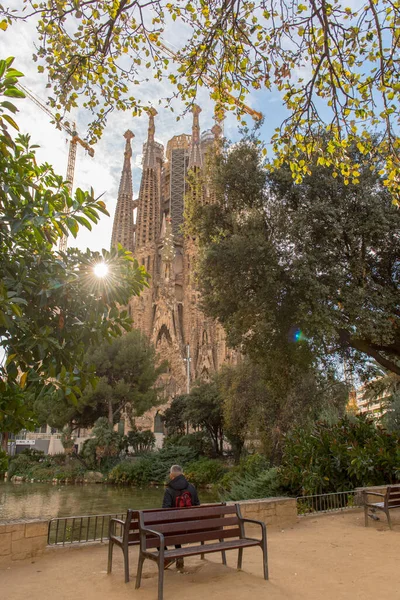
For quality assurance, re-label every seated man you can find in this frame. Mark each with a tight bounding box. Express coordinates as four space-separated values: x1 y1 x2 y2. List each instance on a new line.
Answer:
162 464 200 570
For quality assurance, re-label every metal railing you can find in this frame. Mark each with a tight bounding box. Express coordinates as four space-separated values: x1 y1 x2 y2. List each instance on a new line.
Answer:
48 512 125 546
296 490 357 515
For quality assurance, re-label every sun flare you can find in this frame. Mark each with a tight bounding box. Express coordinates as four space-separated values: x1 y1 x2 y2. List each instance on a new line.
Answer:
93 262 109 278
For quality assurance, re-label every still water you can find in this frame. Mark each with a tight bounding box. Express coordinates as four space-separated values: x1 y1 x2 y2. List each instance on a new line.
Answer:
0 483 217 521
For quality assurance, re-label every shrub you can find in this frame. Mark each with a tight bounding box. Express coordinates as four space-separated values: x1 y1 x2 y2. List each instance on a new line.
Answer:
185 458 228 487
7 452 37 478
279 414 400 496
163 432 213 458
219 453 270 490
223 468 281 501
0 449 8 476
124 429 156 455
108 446 198 485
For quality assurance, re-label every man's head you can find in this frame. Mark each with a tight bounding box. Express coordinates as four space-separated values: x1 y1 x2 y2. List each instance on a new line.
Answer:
169 464 183 480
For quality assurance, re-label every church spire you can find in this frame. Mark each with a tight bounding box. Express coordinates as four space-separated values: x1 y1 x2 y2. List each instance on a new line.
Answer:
111 130 135 252
143 107 157 169
136 109 160 248
188 104 202 169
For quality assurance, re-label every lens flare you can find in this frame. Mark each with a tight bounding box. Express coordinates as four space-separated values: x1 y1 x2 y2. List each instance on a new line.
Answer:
93 262 109 278
288 326 306 343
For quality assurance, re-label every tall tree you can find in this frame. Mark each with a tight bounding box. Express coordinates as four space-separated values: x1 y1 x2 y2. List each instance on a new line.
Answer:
0 58 148 446
219 358 348 463
4 0 400 199
184 380 225 457
189 135 400 376
34 330 167 430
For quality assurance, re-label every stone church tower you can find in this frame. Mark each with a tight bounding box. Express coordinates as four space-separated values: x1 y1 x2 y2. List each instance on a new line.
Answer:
111 107 236 437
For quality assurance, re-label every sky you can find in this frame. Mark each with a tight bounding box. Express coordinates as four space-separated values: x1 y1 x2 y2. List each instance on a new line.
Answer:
0 13 288 253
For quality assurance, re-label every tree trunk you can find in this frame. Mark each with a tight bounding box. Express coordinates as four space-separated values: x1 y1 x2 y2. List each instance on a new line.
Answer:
1 432 9 452
108 400 113 425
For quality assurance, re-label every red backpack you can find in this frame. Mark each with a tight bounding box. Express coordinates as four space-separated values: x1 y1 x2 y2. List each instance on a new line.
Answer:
175 490 192 508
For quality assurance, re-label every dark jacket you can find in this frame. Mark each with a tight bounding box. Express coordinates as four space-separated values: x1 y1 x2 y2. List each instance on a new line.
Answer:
162 474 200 509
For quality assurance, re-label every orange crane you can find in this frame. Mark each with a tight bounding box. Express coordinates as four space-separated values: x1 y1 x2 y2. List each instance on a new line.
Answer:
17 83 95 252
150 34 263 122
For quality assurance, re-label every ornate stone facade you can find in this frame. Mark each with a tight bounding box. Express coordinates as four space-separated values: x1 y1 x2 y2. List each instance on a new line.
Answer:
111 107 236 435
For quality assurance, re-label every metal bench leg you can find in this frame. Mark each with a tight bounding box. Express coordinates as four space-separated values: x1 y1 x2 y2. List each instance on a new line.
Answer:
107 540 113 574
124 544 130 583
201 540 205 560
135 554 145 590
237 547 243 570
158 558 164 600
219 539 227 565
261 535 269 580
364 505 369 527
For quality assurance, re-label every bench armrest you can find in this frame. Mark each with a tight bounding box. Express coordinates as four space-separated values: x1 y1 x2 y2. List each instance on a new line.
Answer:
240 517 267 541
109 518 125 537
110 519 126 526
138 526 165 552
363 491 385 499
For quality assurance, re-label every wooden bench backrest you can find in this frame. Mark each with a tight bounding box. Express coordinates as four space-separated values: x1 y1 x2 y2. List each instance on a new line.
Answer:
124 503 226 545
138 504 240 550
386 486 400 508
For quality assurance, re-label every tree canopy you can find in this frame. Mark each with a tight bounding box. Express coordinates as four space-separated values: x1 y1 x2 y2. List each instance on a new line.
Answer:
3 0 400 199
188 134 400 376
0 57 148 437
34 329 166 430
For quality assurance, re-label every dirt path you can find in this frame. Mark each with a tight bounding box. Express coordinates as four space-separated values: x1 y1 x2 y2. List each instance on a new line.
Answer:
1 510 399 600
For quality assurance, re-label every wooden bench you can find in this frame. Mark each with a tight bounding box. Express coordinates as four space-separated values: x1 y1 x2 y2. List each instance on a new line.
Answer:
107 503 226 583
363 485 400 529
135 504 268 600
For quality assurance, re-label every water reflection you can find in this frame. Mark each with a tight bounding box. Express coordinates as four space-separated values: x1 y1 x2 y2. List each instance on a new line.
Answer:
0 483 217 520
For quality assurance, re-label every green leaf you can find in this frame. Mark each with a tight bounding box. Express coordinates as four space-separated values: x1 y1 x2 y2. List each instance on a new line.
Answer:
2 114 19 130
0 100 18 113
4 87 25 98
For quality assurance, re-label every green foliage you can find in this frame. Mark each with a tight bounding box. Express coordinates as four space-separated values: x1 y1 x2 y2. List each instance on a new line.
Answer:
217 454 280 501
0 448 8 475
279 415 400 496
184 458 228 487
163 384 224 457
0 57 148 435
35 330 166 431
162 395 187 436
61 426 75 453
7 449 85 481
223 469 281 502
163 431 214 458
383 394 400 435
189 136 400 377
91 417 123 464
108 446 197 486
124 428 156 455
10 1 400 200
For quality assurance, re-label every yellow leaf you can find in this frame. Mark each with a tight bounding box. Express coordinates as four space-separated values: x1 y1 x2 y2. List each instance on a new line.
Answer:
0 20 8 31
19 371 28 388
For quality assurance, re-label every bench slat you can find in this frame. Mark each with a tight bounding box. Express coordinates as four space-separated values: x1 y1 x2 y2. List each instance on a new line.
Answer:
129 512 226 532
146 526 242 549
160 538 260 559
142 505 237 524
143 516 240 535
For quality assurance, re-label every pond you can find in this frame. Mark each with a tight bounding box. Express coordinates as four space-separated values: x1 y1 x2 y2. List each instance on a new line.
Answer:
0 482 217 521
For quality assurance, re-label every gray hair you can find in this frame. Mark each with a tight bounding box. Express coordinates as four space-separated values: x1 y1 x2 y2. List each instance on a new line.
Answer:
170 464 183 475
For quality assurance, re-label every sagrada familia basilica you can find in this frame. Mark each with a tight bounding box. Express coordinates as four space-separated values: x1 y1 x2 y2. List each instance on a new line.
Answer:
110 106 237 436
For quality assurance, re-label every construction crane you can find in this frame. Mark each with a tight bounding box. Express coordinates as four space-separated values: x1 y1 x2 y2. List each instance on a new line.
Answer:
147 34 263 122
16 83 95 252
